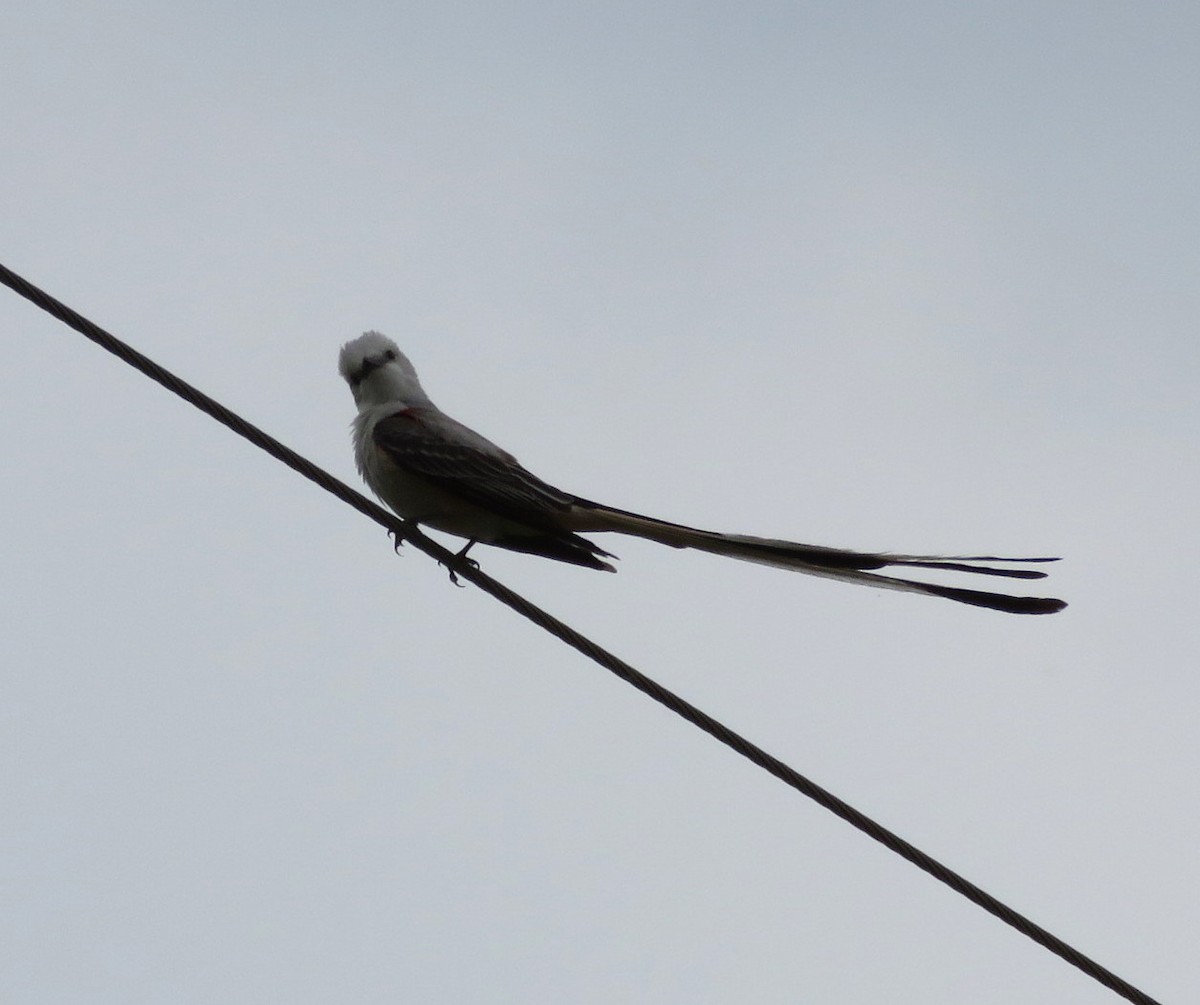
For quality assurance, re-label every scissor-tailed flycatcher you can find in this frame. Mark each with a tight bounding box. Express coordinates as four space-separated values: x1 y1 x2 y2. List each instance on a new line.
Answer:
338 331 1065 614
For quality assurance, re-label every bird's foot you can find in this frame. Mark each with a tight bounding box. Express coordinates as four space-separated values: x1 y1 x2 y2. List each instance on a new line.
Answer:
445 540 479 587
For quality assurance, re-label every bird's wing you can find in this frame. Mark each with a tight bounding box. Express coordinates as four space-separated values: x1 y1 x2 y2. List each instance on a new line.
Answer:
372 408 577 531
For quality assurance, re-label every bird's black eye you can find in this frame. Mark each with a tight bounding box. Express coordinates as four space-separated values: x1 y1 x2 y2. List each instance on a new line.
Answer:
384 349 397 361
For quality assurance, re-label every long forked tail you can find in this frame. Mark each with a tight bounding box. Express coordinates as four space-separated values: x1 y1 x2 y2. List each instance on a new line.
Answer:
575 504 1066 615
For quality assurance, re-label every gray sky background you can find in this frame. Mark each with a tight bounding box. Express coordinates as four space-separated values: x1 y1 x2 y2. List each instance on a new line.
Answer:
3 3 1197 1003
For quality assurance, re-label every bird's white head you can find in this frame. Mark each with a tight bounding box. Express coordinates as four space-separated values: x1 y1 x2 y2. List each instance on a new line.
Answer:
338 331 431 409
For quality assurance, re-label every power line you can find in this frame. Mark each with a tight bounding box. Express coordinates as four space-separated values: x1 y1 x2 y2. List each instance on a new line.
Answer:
0 261 1162 1005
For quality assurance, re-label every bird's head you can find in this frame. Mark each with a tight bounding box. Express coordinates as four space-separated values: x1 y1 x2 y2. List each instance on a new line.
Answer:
338 331 430 409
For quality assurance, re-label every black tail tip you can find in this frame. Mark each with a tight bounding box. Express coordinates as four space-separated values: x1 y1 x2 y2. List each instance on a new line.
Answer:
967 592 1068 615
926 582 1068 614
1010 597 1068 615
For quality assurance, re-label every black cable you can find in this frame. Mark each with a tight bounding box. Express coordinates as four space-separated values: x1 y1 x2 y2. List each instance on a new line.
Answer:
0 261 1162 1005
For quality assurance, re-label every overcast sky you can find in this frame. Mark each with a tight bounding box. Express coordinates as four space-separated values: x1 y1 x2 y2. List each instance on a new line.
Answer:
3 3 1197 1003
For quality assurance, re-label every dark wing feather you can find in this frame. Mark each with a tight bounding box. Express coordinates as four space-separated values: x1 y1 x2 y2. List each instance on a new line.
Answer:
372 410 579 532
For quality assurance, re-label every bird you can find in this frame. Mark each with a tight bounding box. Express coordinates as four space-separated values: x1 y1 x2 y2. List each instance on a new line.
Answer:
338 331 1065 615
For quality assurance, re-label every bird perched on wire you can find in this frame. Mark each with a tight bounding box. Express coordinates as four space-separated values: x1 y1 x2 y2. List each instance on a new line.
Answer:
338 331 1065 615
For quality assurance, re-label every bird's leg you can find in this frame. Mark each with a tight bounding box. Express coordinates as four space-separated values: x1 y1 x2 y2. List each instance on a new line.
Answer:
445 539 480 587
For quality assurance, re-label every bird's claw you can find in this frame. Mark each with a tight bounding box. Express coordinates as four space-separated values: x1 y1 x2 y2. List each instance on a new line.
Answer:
444 541 480 587
389 529 405 555
444 558 479 587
